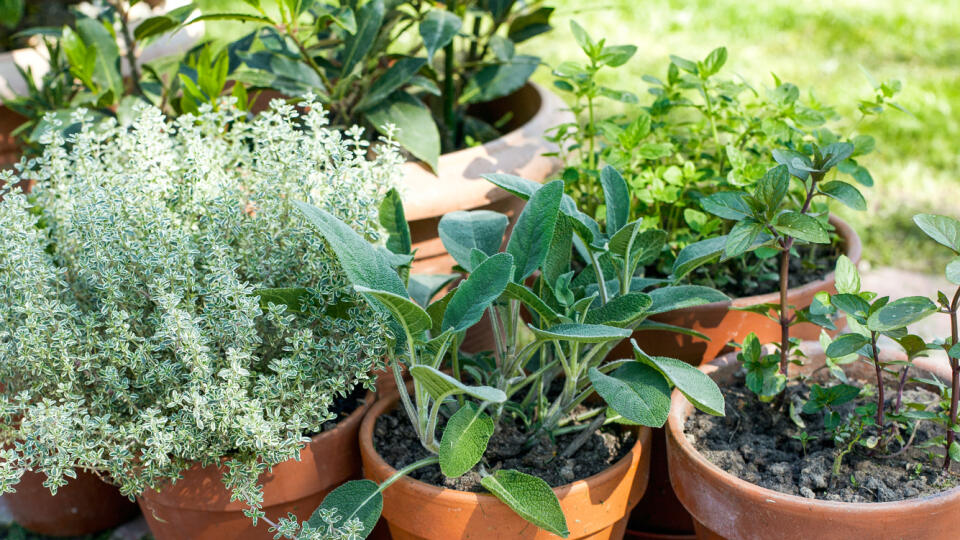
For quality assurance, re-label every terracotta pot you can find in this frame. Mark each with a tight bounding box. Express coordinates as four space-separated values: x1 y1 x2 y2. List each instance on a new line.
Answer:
361 393 652 540
627 215 861 366
623 428 695 540
3 468 140 536
0 106 24 168
404 82 571 276
666 343 960 540
138 392 375 540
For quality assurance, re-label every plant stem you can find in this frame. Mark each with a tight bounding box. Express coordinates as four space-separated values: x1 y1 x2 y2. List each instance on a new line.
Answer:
560 413 606 458
701 83 723 172
871 333 884 428
777 245 791 375
944 286 960 470
588 249 609 305
113 1 142 96
895 366 910 414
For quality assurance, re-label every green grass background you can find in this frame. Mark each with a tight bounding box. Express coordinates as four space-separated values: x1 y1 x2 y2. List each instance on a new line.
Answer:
198 0 960 272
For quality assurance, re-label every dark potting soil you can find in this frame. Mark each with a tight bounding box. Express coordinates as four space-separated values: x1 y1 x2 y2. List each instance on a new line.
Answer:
0 1 82 52
373 406 635 492
319 385 366 432
691 242 840 299
686 374 958 502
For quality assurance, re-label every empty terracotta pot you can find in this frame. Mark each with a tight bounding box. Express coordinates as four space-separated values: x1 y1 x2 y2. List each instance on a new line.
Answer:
626 215 861 366
138 392 374 540
666 344 960 540
361 393 652 540
3 468 139 536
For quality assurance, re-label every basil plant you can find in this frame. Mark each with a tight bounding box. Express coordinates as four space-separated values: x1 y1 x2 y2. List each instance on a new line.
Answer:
287 166 726 538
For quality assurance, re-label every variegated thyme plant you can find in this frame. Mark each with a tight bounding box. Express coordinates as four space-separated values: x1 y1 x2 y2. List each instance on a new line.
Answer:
0 97 399 523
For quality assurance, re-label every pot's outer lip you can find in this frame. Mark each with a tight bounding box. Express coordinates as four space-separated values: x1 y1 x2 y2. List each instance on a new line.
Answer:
666 346 960 538
401 82 572 221
361 390 651 504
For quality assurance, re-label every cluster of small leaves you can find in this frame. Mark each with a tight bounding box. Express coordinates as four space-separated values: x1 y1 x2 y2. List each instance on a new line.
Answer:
0 97 399 518
302 164 726 538
271 510 365 540
547 22 901 292
140 0 555 171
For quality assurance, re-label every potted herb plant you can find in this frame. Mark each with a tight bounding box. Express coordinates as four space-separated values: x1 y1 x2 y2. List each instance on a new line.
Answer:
0 97 399 538
160 0 573 274
664 185 960 537
275 168 727 539
548 22 904 366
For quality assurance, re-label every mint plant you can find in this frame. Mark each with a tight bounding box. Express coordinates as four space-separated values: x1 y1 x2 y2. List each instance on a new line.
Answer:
289 166 726 538
0 97 399 524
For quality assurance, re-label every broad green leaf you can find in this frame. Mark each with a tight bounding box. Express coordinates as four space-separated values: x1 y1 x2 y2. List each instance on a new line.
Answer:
442 253 513 332
819 181 866 211
340 0 384 77
821 142 855 170
427 289 455 334
420 10 461 61
569 20 592 51
947 257 960 285
825 333 870 358
76 18 123 98
409 365 507 402
295 201 407 296
914 214 960 254
355 286 432 335
672 236 725 280
408 274 457 308
634 346 725 415
610 224 666 270
504 282 561 325
867 296 937 332
589 364 671 427
648 285 728 315
480 470 569 538
831 294 871 319
772 148 814 180
365 91 440 171
529 323 630 343
459 55 539 105
439 402 494 477
254 287 308 313
543 214 573 285
700 192 752 220
311 480 382 538
701 46 727 76
507 6 554 43
724 220 763 258
834 254 860 294
584 293 653 327
755 164 790 210
507 180 563 281
775 212 829 244
950 441 960 463
356 57 427 111
600 166 629 234
379 188 411 255
438 210 509 270
598 45 636 67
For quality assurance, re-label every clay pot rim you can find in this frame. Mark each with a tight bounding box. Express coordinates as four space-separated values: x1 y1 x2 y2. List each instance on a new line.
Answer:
666 345 960 512
361 390 649 503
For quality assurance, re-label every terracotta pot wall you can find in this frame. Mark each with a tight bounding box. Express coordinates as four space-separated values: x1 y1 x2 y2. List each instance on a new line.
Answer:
138 393 374 540
360 393 652 540
666 344 960 540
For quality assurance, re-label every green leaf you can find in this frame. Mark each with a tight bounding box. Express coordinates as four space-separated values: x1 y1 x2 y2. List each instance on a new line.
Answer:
459 55 539 105
648 285 728 315
585 293 653 327
834 254 860 294
409 365 507 402
589 364 671 427
480 470 569 538
950 441 960 463
867 296 938 332
700 192 753 220
914 214 960 254
700 46 727 76
507 180 563 281
295 201 407 297
634 346 725 415
76 17 123 98
772 148 814 180
503 282 561 325
420 10 461 61
365 91 440 171
356 57 428 111
354 285 432 335
775 211 829 244
672 236 725 280
408 274 457 308
598 45 636 67
831 294 871 319
379 188 411 255
825 333 870 358
254 287 309 313
507 7 554 43
438 210 509 271
821 142 855 170
443 253 513 332
439 402 494 477
311 480 382 538
543 214 573 285
755 165 790 210
724 220 764 258
819 181 866 211
340 0 384 77
600 165 629 235
529 323 631 343
947 257 960 285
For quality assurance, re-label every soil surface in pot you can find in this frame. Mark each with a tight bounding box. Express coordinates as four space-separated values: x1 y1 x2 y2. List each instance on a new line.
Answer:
374 406 635 491
318 385 366 432
687 242 840 299
686 373 958 502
